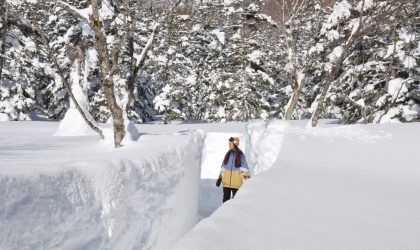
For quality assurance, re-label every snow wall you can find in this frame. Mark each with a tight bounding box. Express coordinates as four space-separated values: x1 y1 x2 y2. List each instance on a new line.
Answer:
173 121 420 250
246 120 290 174
0 130 204 250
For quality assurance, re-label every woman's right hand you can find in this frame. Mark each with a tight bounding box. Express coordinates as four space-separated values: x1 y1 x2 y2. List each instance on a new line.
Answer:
216 176 222 187
242 172 251 180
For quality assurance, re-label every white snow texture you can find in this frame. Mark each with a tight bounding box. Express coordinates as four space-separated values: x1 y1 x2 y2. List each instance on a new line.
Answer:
2 120 420 250
0 122 203 250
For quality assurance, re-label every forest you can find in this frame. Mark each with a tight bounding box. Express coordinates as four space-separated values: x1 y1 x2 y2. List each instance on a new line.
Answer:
0 0 419 146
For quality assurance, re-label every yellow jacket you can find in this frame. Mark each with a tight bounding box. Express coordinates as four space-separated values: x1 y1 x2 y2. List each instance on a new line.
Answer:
219 151 250 189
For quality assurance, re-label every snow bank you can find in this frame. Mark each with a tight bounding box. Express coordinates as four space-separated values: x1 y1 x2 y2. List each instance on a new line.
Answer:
173 121 420 250
0 122 204 250
246 120 290 174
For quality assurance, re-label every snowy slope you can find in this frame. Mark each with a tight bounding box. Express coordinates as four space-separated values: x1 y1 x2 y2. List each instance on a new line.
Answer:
0 122 204 250
173 121 420 250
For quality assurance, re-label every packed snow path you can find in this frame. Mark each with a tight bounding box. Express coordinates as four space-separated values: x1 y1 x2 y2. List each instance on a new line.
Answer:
197 120 290 219
198 132 246 218
0 121 250 250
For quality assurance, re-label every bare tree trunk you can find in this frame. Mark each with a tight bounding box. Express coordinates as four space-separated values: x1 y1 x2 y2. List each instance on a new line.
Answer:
279 0 309 120
312 1 405 125
126 10 136 115
23 8 105 139
59 45 104 135
47 43 105 139
310 46 354 127
284 87 300 119
58 0 127 146
283 26 302 120
18 3 105 139
126 0 182 115
27 4 104 139
284 70 304 119
310 0 367 127
376 18 399 123
59 0 180 146
126 24 157 114
90 0 125 147
310 74 334 127
0 1 8 82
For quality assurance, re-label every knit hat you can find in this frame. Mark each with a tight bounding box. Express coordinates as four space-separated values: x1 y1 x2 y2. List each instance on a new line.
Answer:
229 136 240 146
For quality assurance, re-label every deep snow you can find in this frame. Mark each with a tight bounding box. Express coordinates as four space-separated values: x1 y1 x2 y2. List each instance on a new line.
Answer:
173 121 420 250
1 120 420 250
0 122 204 250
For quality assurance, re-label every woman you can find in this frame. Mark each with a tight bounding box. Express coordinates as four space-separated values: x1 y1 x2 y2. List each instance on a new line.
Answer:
216 136 251 202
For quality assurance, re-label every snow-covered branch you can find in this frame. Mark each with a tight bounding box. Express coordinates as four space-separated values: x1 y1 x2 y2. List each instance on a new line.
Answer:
0 53 11 60
26 7 104 138
57 1 91 22
135 23 158 68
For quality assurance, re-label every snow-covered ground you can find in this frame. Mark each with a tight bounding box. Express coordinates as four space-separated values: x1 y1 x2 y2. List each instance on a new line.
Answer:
0 122 204 250
1 120 420 250
173 121 420 250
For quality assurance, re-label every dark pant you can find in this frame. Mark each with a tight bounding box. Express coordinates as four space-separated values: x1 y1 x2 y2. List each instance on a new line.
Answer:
223 187 239 203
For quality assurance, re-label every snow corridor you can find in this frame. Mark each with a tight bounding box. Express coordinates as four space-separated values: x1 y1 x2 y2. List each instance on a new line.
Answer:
0 121 289 250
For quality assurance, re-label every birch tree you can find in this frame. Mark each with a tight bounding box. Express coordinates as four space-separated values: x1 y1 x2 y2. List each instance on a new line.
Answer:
57 0 181 147
0 1 9 82
23 1 105 138
274 0 325 120
309 0 405 127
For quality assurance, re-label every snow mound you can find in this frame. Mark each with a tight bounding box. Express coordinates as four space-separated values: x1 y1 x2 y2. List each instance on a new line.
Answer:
0 122 204 250
54 107 97 136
